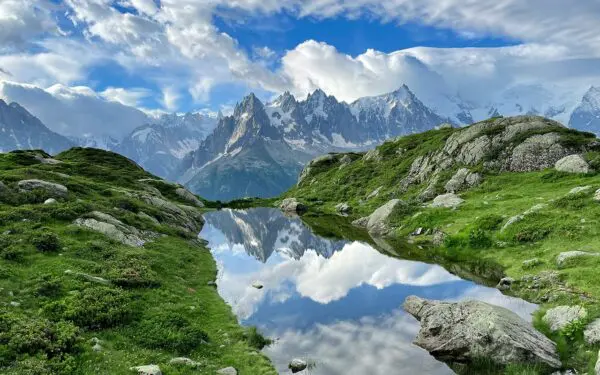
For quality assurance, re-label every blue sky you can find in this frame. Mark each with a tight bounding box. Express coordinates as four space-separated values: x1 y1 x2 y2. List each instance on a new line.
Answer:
1 0 600 138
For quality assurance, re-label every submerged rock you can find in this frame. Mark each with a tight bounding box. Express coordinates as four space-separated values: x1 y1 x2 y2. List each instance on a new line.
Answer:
543 305 587 332
289 358 308 373
280 198 307 214
555 154 591 174
403 295 561 369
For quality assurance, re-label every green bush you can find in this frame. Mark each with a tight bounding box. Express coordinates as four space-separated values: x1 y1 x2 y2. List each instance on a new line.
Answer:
0 312 80 362
468 228 493 249
134 311 209 353
475 214 504 231
31 232 60 253
243 326 272 350
44 286 133 330
514 227 550 243
107 253 160 288
35 275 63 298
112 197 141 213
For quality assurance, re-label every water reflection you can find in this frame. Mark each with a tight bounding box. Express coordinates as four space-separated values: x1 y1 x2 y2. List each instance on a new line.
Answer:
200 208 537 375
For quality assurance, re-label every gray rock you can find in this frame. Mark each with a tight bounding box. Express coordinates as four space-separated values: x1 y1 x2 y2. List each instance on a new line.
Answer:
510 133 569 172
175 188 204 207
289 358 308 373
502 203 547 232
403 295 561 368
542 305 587 332
73 211 156 247
92 343 103 352
251 282 264 290
9 301 20 307
131 192 204 234
366 199 405 236
43 198 57 205
594 188 600 201
64 269 110 285
555 154 591 174
169 357 201 368
18 179 68 197
556 251 600 267
568 186 592 195
335 202 351 214
363 148 381 162
496 277 515 291
216 367 237 375
339 154 352 167
33 153 62 165
445 168 471 193
431 193 464 209
280 198 307 214
432 230 447 247
436 123 454 130
130 365 162 375
584 319 600 345
366 186 383 200
351 216 369 228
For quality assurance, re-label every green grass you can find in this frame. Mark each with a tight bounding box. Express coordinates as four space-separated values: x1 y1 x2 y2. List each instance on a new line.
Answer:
0 149 276 375
284 121 600 374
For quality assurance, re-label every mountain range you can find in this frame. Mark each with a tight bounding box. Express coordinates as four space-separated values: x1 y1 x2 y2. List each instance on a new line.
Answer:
3 84 600 201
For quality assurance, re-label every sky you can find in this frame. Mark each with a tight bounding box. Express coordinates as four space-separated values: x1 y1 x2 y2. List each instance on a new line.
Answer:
2 0 600 138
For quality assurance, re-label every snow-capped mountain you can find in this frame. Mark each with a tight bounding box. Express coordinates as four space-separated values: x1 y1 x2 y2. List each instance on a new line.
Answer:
69 135 120 151
204 208 346 262
176 86 447 201
0 100 73 154
569 86 600 134
116 112 218 178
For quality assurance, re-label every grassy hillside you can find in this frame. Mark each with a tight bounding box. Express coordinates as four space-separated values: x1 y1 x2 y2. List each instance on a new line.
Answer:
285 117 600 374
0 149 275 375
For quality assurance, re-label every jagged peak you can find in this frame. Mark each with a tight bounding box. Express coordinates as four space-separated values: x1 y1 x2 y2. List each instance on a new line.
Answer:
234 92 264 118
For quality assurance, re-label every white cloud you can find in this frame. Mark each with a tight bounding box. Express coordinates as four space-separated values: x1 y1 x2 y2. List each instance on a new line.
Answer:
100 87 152 107
0 0 57 50
0 81 149 139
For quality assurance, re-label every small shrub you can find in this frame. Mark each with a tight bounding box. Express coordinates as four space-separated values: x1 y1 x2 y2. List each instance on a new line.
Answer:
35 275 63 298
514 227 550 243
31 232 60 253
244 326 272 350
444 234 469 249
475 214 504 231
112 197 141 213
1 246 25 261
43 286 133 330
135 311 209 353
107 253 159 288
468 228 493 249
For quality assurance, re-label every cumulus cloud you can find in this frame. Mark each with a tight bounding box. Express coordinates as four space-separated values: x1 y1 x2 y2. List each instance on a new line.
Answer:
0 0 57 50
0 81 149 139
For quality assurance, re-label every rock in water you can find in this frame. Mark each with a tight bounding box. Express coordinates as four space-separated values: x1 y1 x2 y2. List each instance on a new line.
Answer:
130 365 162 375
403 296 561 369
280 198 307 214
366 199 405 236
289 358 308 373
431 193 464 209
543 305 587 332
555 154 591 174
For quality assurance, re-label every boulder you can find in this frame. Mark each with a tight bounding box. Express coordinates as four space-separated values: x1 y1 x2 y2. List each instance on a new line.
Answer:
131 192 204 233
445 168 482 193
169 357 201 368
568 186 592 195
431 193 464 209
366 186 383 200
432 230 447 247
92 343 103 352
289 359 308 373
366 199 405 236
584 319 600 345
44 198 57 205
216 367 237 375
335 202 351 214
73 211 156 247
555 154 591 174
496 277 515 291
280 198 307 214
403 296 561 368
556 251 600 267
522 258 542 269
18 179 68 198
130 365 162 375
542 305 587 332
351 216 369 228
509 133 569 172
175 188 204 207
64 269 110 285
594 188 600 201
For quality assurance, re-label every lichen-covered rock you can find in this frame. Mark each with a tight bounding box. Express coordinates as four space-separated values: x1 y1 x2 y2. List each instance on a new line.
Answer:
543 305 587 332
444 168 483 193
18 179 68 197
130 364 162 375
431 193 464 208
280 198 307 214
403 296 561 368
175 187 204 207
584 319 600 345
556 251 600 267
555 154 591 174
366 199 405 236
509 133 569 172
74 211 157 247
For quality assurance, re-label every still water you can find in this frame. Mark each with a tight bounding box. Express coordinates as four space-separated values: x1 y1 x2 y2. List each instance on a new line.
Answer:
199 208 536 375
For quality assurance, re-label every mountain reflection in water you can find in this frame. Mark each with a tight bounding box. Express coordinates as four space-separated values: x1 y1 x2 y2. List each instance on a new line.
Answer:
200 208 536 375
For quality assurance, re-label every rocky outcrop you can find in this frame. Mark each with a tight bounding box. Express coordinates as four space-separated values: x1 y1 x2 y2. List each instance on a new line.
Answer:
555 154 591 174
584 319 600 345
403 295 561 368
130 192 204 234
556 251 600 267
130 365 162 375
445 168 482 193
18 179 68 198
297 154 338 185
543 306 587 332
73 211 158 247
431 193 464 208
280 198 307 214
169 357 202 368
175 187 204 207
354 199 405 236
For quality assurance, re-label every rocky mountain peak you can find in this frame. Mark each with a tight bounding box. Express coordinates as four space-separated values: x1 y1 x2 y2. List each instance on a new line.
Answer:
234 92 264 118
